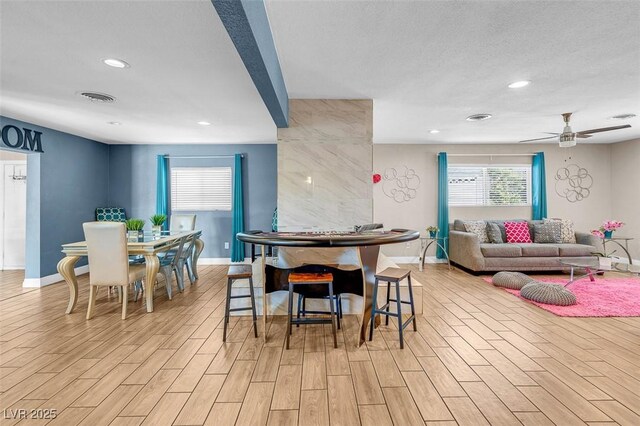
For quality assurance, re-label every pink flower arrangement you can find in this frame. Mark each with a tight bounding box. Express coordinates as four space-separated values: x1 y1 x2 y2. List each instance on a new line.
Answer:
591 229 605 238
601 220 624 231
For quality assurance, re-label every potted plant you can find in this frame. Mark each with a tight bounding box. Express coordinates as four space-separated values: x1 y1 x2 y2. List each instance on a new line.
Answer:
125 219 145 242
426 226 439 239
150 214 167 237
592 220 624 239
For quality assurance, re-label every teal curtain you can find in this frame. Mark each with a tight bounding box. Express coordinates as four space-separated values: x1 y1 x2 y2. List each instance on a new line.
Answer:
532 152 548 220
156 155 169 230
436 152 449 259
231 154 245 262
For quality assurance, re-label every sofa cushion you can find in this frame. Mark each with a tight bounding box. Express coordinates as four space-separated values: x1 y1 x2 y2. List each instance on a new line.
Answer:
464 221 489 243
556 243 597 257
480 244 522 258
486 222 504 244
517 243 559 257
545 218 577 243
533 222 562 243
505 222 532 243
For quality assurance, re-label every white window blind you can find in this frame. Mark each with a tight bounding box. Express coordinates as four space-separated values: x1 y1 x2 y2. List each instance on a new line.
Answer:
448 165 531 207
171 167 232 211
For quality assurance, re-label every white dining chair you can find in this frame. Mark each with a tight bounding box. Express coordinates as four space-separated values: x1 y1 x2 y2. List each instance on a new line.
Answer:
170 214 196 232
83 222 146 320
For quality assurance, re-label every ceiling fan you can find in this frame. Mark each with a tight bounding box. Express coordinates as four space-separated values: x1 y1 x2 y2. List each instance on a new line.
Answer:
519 113 631 147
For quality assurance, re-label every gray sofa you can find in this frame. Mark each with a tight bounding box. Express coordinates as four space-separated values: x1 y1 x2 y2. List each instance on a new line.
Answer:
449 219 601 273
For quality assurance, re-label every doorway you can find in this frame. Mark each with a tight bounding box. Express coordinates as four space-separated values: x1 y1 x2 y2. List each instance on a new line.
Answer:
0 150 27 270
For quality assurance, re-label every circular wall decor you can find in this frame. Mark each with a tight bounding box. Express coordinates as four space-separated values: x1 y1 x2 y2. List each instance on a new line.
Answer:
555 163 592 203
382 166 421 203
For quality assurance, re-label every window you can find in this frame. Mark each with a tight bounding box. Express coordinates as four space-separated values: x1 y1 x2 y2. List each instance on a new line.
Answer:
171 167 232 211
448 164 531 207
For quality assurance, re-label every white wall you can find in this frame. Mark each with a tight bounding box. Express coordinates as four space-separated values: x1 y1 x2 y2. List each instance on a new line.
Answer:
611 139 640 257
373 143 613 257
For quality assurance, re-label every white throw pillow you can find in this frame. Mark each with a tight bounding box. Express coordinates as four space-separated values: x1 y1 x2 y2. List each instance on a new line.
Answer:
464 220 489 243
544 218 576 243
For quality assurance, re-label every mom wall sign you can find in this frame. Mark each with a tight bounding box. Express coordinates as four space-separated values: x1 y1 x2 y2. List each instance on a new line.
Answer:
1 125 44 153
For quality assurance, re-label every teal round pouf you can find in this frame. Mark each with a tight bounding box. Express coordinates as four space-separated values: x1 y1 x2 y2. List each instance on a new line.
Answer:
520 282 577 306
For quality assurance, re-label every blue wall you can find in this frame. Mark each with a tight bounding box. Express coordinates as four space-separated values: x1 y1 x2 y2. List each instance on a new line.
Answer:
1 116 110 278
108 144 277 259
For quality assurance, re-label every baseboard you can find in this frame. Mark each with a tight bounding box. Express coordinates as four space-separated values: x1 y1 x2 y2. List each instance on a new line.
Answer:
197 257 252 265
388 256 446 264
22 265 90 288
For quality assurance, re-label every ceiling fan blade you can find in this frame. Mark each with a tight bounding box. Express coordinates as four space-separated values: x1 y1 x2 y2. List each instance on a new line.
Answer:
576 134 592 139
577 124 631 135
544 132 561 136
518 136 557 143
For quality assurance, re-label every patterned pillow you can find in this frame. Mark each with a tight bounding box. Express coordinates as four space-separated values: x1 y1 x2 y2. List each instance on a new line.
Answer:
486 222 503 244
534 222 562 243
464 220 489 243
544 218 576 243
504 221 532 243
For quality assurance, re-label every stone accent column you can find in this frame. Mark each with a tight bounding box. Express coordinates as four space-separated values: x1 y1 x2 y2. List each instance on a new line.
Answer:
277 99 373 231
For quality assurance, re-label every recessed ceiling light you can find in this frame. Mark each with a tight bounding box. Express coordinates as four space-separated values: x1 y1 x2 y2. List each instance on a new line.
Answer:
197 121 211 126
429 129 440 134
610 113 636 120
508 80 530 89
102 58 130 68
108 121 121 125
466 113 492 122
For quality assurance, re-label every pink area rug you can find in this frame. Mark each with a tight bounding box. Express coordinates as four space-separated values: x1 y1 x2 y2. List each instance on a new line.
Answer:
482 276 640 317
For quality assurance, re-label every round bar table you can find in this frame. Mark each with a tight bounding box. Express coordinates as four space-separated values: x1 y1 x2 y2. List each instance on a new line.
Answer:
237 229 419 346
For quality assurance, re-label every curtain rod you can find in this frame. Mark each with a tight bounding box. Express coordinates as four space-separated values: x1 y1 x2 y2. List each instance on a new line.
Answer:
446 153 535 157
163 154 244 159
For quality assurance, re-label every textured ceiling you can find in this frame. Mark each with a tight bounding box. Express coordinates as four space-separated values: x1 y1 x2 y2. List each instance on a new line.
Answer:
0 0 276 144
266 0 640 144
1 1 639 145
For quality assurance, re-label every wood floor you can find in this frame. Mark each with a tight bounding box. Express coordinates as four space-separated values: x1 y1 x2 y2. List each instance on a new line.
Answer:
1 265 639 426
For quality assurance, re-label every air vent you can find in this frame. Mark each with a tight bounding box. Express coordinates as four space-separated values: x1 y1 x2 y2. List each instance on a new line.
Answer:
466 113 492 122
610 113 636 120
78 92 116 103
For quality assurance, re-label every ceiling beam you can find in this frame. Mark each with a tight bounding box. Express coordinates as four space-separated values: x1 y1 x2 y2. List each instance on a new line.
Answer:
212 0 289 128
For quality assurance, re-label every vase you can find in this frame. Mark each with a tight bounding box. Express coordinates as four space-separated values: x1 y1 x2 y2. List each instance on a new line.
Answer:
604 230 613 239
127 230 138 242
152 225 162 237
599 257 612 269
429 231 437 239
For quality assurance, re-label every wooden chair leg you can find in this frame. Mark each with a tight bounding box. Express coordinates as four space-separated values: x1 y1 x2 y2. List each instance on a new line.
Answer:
86 285 97 320
121 285 128 320
286 282 294 349
223 278 232 342
395 280 404 349
327 281 337 348
249 277 258 338
369 278 379 341
407 274 417 331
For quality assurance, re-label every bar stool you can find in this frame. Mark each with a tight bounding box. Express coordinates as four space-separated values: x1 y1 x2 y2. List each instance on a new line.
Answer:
297 293 343 329
287 272 338 349
369 267 417 349
223 264 258 342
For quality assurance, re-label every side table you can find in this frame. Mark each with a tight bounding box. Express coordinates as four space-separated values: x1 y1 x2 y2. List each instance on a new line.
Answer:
419 236 450 272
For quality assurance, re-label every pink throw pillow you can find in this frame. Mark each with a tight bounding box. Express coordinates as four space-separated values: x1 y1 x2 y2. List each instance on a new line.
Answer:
504 221 532 243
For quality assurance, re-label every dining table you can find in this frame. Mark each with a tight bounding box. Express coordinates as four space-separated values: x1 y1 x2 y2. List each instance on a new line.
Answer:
236 229 419 346
57 230 203 314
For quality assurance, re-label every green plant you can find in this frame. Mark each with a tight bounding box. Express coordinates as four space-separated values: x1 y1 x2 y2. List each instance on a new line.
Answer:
426 226 439 233
150 214 167 226
125 218 145 231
